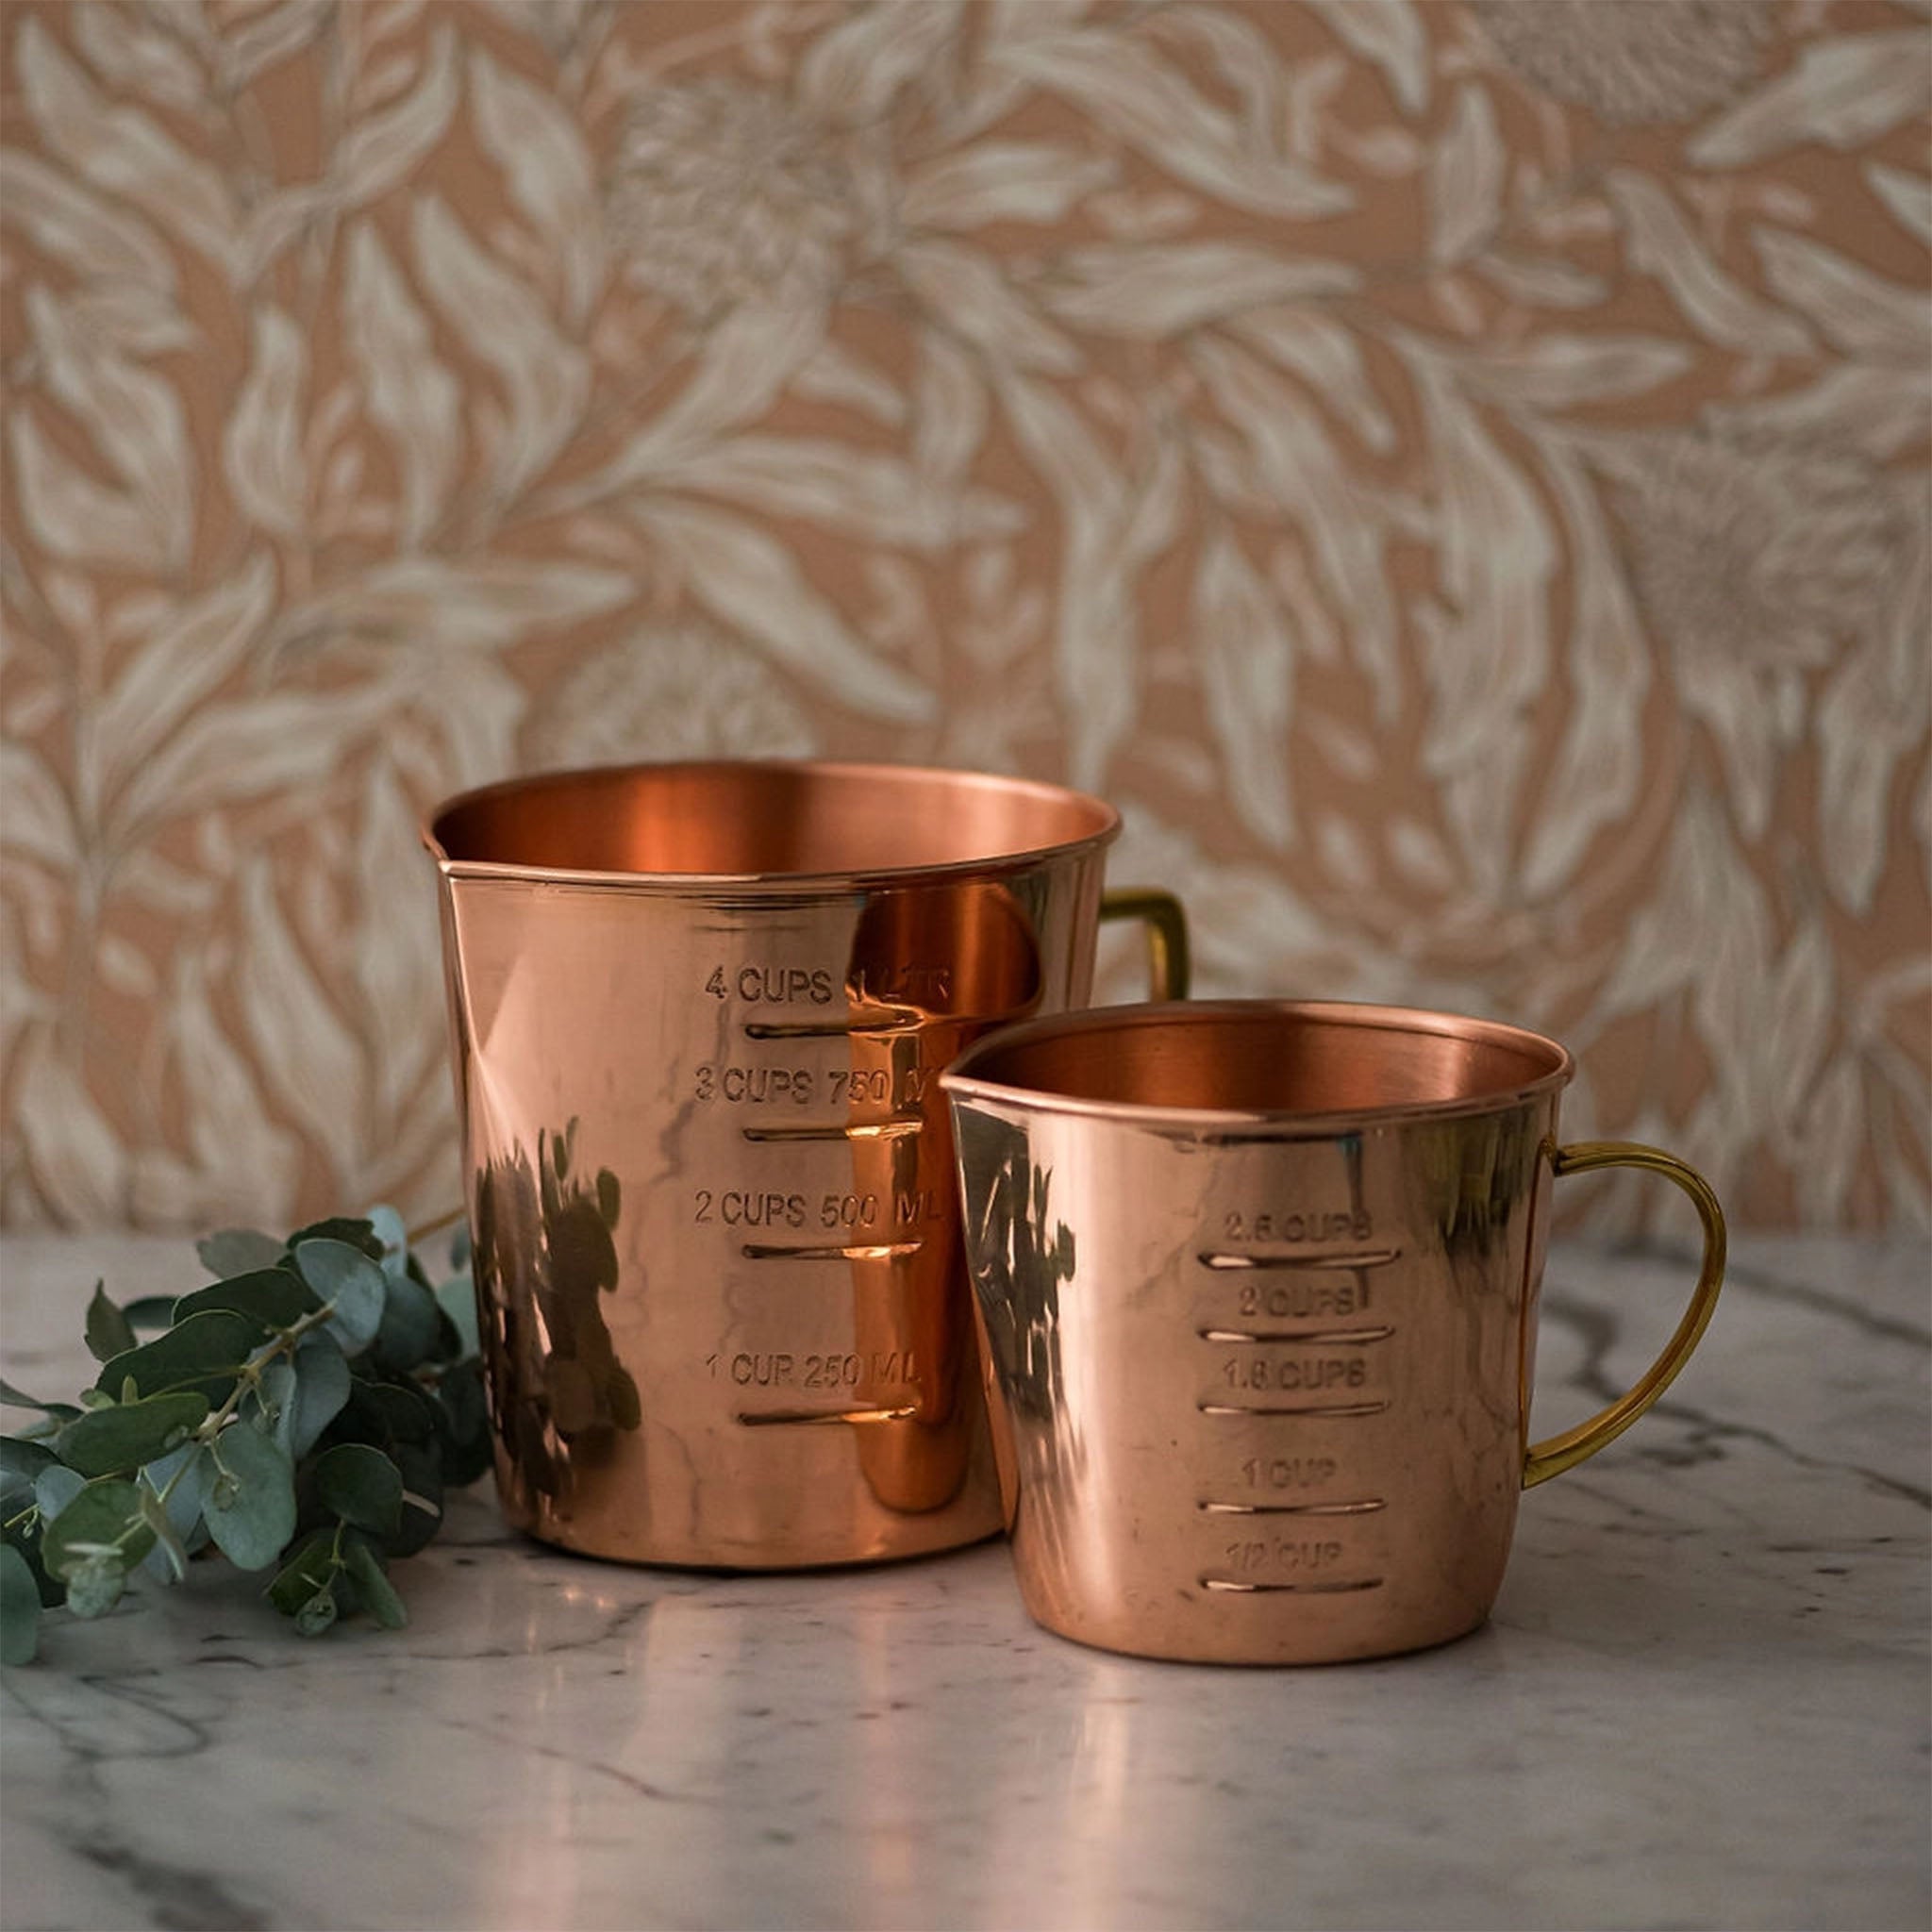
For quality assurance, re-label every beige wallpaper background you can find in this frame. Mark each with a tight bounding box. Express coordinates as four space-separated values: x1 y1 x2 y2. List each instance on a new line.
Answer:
2 0 1927 1233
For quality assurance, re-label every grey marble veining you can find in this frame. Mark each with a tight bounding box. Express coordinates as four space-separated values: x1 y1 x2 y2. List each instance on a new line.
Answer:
2 1233 1926 1932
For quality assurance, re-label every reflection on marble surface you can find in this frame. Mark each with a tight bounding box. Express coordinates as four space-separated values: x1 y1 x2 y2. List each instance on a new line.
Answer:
2 1234 1925 1932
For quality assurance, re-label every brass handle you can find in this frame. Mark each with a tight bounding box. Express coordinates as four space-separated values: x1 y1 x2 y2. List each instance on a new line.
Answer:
1098 889 1191 1001
1523 1141 1726 1488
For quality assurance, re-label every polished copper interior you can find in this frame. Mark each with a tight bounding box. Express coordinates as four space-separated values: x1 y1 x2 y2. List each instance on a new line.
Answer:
428 760 1118 879
945 1001 1573 1118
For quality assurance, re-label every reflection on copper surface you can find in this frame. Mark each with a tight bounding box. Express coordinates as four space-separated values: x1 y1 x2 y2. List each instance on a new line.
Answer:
474 1120 638 1516
427 759 1186 1570
942 1000 1725 1663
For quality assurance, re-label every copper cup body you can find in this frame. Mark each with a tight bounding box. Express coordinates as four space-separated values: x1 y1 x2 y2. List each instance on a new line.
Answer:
425 760 1183 1570
942 1001 1725 1663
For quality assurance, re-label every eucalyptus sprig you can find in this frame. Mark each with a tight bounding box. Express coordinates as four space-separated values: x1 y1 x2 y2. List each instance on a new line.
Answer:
0 1208 489 1664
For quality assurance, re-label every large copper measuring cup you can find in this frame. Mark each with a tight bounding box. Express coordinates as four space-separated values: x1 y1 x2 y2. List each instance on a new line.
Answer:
425 761 1187 1569
942 1001 1725 1663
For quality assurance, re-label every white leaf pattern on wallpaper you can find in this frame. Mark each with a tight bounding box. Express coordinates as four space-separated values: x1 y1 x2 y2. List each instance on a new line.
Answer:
1193 532 1297 851
663 436 1023 550
1429 83 1504 264
0 0 1925 1233
0 149 175 291
342 223 463 548
1607 169 1815 358
1042 242 1360 335
1190 335 1400 708
150 949 302 1228
1866 159 1932 246
225 307 311 541
24 283 192 568
242 24 459 280
81 558 279 818
998 369 1180 791
468 42 604 327
14 17 241 275
1306 0 1429 114
1690 29 1932 163
1751 225 1930 359
1517 437 1649 901
900 142 1116 229
410 192 587 504
992 25 1355 218
630 499 936 723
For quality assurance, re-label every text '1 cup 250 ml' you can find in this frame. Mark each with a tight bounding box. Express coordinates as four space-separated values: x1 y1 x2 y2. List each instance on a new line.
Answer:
425 760 1187 1570
941 1001 1725 1664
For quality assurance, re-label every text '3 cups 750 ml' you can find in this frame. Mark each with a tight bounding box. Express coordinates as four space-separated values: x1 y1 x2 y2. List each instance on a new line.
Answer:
425 759 1187 1570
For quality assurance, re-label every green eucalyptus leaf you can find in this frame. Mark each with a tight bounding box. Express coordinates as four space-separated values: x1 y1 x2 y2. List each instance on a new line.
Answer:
0 1438 58 1484
4 1518 65 1609
294 1586 340 1636
0 1378 80 1422
334 1377 440 1449
596 1167 620 1226
267 1527 340 1616
54 1391 209 1478
196 1228 285 1278
386 1441 444 1557
173 1266 315 1331
433 1274 480 1358
248 1358 299 1457
40 1477 155 1578
371 1273 443 1374
433 1357 490 1447
65 1554 127 1619
313 1443 403 1538
342 1537 408 1630
289 1334 351 1456
84 1283 137 1364
366 1206 408 1279
287 1216 382 1261
33 1465 86 1523
0 1542 42 1663
201 1426 296 1572
293 1240 386 1354
138 1443 208 1584
94 1308 259 1401
120 1296 178 1330
139 1481 191 1584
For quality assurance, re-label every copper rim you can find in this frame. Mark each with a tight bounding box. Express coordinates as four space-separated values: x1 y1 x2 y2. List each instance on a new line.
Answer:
423 758 1122 892
940 998 1576 1131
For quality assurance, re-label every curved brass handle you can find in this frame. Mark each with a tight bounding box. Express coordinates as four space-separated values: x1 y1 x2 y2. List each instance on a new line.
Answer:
1523 1140 1726 1489
1098 889 1191 1001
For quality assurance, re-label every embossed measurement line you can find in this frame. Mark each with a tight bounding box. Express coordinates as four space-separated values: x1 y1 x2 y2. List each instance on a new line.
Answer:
1196 1248 1402 1273
1198 1324 1395 1347
741 1017 922 1040
1199 1575 1385 1594
740 1121 923 1144
1197 1399 1391 1419
741 1240 925 1263
1197 1498 1388 1517
736 1405 918 1428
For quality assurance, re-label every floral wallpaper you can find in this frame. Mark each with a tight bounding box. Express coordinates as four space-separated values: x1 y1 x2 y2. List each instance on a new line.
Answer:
2 0 1927 1233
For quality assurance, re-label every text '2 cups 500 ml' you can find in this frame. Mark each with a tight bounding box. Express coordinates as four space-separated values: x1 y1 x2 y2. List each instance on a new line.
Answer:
425 760 1187 1569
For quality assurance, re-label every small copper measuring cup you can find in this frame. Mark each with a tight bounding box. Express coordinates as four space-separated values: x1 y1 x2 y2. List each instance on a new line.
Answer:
941 1000 1725 1664
425 760 1186 1570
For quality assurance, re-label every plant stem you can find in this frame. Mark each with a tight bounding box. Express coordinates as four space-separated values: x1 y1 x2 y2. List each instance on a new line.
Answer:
193 1300 341 1448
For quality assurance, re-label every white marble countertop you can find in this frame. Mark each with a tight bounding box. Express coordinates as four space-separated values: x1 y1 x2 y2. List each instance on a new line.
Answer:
1 1232 1925 1932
